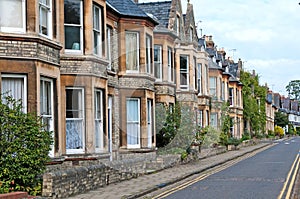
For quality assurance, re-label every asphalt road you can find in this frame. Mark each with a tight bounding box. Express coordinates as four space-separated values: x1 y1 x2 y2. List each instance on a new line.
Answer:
164 137 300 199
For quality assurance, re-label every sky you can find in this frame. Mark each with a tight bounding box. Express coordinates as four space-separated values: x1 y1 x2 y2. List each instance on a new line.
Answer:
139 0 300 95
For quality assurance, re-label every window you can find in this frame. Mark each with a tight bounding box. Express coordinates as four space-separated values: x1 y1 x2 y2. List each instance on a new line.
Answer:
1 74 27 112
198 110 203 127
64 0 83 53
146 35 152 74
126 31 139 72
95 89 104 152
210 113 218 128
0 0 26 33
194 57 197 91
229 88 234 106
106 26 112 69
168 47 174 82
107 96 113 160
189 27 193 42
230 117 234 136
197 63 202 94
204 64 208 94
93 4 102 56
221 81 225 100
66 88 84 153
154 45 162 80
126 98 140 148
147 100 153 148
39 0 52 37
209 77 217 97
180 55 189 90
176 15 180 35
40 77 54 156
206 110 209 126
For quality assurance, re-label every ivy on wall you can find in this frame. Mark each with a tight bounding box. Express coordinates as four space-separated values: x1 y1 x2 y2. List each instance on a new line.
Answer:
240 71 267 137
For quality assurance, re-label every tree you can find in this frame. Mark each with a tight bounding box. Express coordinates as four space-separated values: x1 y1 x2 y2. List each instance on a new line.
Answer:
0 96 52 195
274 111 289 128
286 80 300 100
240 70 267 136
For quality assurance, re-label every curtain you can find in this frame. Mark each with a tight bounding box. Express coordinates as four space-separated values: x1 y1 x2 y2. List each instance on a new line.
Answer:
127 99 139 146
0 0 23 28
2 77 24 108
126 32 138 71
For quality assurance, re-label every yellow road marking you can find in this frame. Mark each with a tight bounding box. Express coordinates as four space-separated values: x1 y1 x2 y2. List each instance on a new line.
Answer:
285 153 300 199
153 148 264 199
278 153 299 199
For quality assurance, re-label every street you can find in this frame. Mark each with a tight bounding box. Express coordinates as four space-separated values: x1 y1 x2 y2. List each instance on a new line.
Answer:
158 137 300 199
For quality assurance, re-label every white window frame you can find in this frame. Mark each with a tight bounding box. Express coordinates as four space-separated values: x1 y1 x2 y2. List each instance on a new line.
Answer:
106 26 112 69
107 96 113 161
229 87 234 106
126 98 140 149
65 87 85 154
180 55 189 90
147 99 152 148
0 0 26 33
198 110 203 127
93 4 102 57
126 31 140 73
40 77 54 157
210 113 218 128
209 77 217 98
94 89 104 152
146 35 152 74
197 63 202 95
154 45 162 80
168 47 174 82
39 0 52 38
64 0 83 54
1 74 27 113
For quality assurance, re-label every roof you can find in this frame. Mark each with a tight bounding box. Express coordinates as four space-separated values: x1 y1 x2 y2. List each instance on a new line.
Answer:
138 1 172 29
107 0 158 24
205 48 216 57
208 59 222 70
229 63 238 77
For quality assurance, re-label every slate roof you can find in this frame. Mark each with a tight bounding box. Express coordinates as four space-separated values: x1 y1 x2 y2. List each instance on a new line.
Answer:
208 59 222 70
107 0 158 24
138 1 172 29
229 63 238 77
205 48 216 57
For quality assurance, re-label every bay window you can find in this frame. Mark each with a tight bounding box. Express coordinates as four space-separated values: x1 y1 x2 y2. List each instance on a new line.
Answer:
93 4 102 56
126 31 139 72
146 35 152 74
39 0 52 37
168 47 174 82
106 26 112 69
180 55 189 90
94 89 104 152
0 0 26 33
66 87 84 153
197 63 202 94
1 74 27 112
64 0 83 53
147 99 153 148
209 77 217 98
154 45 162 80
126 98 140 148
40 77 54 156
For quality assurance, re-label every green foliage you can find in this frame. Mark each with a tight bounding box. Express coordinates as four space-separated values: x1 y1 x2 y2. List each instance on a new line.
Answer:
219 132 229 146
240 71 267 136
156 102 181 148
275 111 289 128
0 96 52 195
286 80 300 100
241 131 251 141
227 137 241 146
220 102 231 135
274 125 284 138
201 126 221 147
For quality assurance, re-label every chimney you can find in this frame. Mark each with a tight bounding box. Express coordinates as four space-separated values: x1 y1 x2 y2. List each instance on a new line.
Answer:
133 0 138 3
205 35 214 48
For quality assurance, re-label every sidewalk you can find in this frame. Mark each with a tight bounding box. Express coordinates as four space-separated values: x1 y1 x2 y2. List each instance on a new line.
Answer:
67 142 274 199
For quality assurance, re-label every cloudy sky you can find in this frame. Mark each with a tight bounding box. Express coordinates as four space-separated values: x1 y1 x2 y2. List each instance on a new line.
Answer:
140 0 300 95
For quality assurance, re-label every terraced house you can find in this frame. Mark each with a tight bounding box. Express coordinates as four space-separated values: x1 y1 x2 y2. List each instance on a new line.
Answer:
0 0 246 161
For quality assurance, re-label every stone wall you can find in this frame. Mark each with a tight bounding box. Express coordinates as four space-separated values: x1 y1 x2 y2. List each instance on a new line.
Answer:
42 153 181 198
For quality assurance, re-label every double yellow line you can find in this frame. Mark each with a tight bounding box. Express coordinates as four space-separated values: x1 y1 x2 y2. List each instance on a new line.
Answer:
278 152 300 199
153 150 261 199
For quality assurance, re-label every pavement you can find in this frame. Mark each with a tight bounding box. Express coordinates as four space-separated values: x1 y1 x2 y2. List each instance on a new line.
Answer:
67 141 288 199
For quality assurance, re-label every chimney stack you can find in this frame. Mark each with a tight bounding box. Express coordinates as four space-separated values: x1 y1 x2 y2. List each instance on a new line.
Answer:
133 0 138 3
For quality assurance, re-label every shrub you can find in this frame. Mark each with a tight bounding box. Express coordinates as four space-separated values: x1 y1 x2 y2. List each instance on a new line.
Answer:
0 96 52 195
227 137 241 146
274 125 284 138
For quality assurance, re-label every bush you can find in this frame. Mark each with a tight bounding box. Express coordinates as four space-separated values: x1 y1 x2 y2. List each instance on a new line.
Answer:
227 137 241 146
274 126 284 138
0 96 52 195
